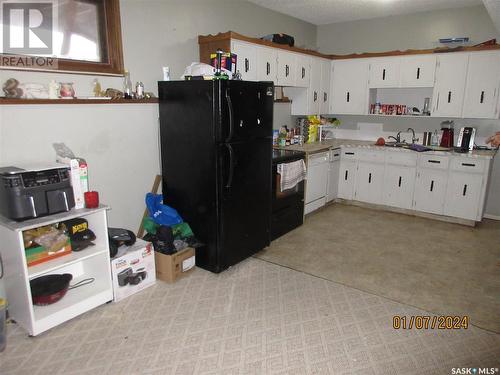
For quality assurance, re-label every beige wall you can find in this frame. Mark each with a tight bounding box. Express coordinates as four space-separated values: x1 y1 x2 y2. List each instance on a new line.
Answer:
317 5 499 55
121 0 316 94
0 0 317 229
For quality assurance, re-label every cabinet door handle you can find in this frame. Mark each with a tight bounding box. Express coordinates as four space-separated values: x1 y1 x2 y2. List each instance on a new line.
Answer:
435 92 440 111
382 68 386 80
430 180 434 192
480 90 484 104
245 58 249 73
368 173 372 184
428 160 441 164
285 65 289 77
314 91 317 102
333 153 340 157
416 67 420 80
463 184 467 196
266 62 270 75
447 91 452 103
345 170 348 181
345 152 355 155
461 163 476 167
346 91 350 102
302 67 305 79
324 92 327 102
398 176 402 187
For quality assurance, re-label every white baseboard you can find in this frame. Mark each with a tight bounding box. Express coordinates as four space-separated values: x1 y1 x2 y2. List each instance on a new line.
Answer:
484 214 500 221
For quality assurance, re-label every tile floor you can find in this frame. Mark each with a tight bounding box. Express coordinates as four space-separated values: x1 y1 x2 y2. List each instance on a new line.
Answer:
1 258 499 375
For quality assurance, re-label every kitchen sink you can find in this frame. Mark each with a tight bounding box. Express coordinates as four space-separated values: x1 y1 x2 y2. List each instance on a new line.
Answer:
384 141 410 148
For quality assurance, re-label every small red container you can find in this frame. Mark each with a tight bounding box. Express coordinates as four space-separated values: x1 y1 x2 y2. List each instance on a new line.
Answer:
84 191 99 208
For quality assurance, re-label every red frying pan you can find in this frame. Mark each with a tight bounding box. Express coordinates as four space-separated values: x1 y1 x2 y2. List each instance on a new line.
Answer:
30 274 94 305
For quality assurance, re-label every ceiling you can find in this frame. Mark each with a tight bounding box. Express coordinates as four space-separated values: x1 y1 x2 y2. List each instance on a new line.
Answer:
247 0 483 25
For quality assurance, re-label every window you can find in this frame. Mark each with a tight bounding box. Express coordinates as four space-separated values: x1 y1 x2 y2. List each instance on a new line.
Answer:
1 0 124 75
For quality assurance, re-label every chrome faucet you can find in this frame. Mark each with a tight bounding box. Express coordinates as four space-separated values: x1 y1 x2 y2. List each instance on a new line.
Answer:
388 131 404 143
407 128 419 144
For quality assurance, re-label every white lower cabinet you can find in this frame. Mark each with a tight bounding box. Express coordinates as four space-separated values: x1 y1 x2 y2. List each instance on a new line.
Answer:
305 151 329 214
326 149 340 202
338 159 357 200
354 162 385 204
383 166 416 209
304 145 491 222
444 172 483 220
413 168 448 215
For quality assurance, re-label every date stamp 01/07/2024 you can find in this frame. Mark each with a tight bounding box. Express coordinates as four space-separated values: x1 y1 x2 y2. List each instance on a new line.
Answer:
392 315 469 330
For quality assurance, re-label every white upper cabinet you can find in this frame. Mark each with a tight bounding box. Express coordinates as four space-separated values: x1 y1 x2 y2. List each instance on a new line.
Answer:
295 54 310 88
369 57 401 88
256 47 277 83
400 55 437 87
277 50 296 86
231 40 257 81
308 58 322 115
320 59 332 114
330 59 369 115
431 53 469 117
462 52 500 119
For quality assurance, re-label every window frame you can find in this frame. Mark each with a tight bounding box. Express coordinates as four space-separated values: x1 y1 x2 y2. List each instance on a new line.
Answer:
2 0 124 75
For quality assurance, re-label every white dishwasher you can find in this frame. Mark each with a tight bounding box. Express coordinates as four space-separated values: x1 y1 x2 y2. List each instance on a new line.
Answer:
305 151 329 214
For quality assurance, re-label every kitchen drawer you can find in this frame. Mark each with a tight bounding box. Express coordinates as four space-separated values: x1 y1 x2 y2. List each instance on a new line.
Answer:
341 148 358 160
385 151 417 167
450 157 486 174
418 154 449 170
330 148 341 161
357 149 385 163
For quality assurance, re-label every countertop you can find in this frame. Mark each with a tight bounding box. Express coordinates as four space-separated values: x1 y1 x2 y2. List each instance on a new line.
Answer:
276 139 497 159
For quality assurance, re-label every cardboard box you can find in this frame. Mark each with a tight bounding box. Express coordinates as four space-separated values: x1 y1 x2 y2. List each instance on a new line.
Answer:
155 247 195 283
110 238 156 302
56 157 88 209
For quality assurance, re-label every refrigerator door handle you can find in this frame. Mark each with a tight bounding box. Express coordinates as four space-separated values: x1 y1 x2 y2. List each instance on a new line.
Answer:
225 88 235 142
225 143 235 188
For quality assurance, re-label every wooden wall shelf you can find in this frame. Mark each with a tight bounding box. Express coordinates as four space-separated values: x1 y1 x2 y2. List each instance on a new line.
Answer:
0 98 158 105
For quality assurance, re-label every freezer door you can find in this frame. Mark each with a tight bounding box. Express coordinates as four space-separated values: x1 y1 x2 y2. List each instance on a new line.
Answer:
217 138 272 271
158 80 220 270
218 80 274 142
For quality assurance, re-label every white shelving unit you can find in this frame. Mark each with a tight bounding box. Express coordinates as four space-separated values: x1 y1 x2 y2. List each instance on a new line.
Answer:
0 206 113 336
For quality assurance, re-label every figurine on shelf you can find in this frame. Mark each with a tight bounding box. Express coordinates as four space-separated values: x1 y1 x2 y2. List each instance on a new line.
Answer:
59 82 75 98
105 88 123 100
2 78 23 98
92 78 104 97
48 80 59 99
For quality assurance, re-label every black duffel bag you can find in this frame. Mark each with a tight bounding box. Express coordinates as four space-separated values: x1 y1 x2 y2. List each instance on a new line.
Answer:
261 33 295 47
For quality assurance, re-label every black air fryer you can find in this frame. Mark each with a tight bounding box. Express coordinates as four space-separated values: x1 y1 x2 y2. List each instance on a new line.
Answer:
0 165 75 221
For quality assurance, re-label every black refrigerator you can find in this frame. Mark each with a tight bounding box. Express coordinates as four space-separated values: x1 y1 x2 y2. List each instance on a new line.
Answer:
158 80 274 273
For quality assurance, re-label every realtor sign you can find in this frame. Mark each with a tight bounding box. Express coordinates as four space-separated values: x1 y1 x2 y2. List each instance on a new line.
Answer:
0 0 58 68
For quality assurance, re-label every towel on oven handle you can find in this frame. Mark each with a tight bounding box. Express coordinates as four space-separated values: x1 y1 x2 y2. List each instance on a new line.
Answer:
277 160 307 192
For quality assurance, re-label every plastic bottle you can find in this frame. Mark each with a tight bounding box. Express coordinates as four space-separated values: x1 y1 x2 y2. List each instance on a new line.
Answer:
431 130 439 146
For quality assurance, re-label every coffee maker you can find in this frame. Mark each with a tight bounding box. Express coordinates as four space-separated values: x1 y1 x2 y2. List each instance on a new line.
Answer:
440 120 454 148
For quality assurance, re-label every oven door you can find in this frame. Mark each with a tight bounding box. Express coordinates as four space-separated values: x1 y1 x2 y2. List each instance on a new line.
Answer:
271 162 305 240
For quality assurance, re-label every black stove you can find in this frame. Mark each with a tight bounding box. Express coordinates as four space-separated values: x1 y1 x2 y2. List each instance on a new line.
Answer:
271 148 306 240
272 148 306 163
